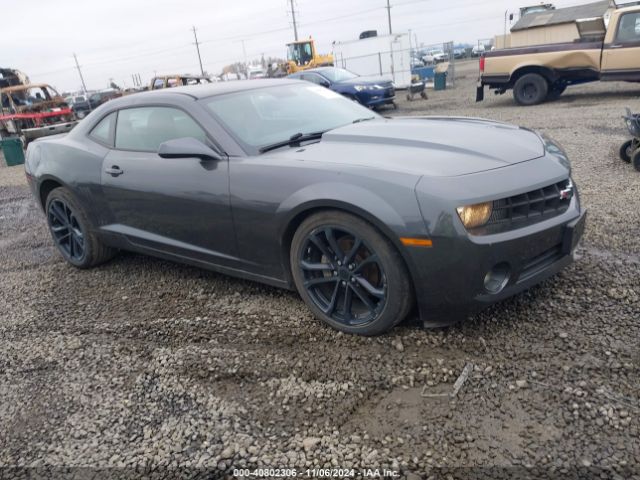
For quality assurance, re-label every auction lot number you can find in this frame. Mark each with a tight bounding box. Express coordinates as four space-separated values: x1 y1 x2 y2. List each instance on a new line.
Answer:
233 468 357 477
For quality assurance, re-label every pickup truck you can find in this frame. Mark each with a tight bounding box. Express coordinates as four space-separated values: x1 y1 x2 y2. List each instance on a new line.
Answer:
477 5 640 105
150 74 212 90
1 83 77 144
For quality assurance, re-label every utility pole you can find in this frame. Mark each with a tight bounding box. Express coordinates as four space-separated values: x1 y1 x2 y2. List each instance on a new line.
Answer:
386 0 393 35
192 26 204 76
241 40 247 66
289 0 299 41
73 53 88 94
504 10 508 39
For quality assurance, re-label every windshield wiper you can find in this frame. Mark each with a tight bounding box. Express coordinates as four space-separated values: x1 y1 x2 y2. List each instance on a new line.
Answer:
352 116 376 124
259 131 326 154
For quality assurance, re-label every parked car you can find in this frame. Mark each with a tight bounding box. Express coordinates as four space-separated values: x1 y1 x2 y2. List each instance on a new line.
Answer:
69 94 91 118
25 80 585 335
88 89 122 109
422 50 448 64
247 67 267 79
472 44 486 57
0 83 77 144
453 48 467 59
287 67 395 109
410 57 424 69
150 75 212 90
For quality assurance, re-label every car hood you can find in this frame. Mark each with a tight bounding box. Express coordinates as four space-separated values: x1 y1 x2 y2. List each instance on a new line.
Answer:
284 117 545 177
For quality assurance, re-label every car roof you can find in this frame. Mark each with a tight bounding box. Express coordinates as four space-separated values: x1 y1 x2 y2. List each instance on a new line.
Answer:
131 79 300 99
299 67 341 74
0 83 51 93
153 74 210 79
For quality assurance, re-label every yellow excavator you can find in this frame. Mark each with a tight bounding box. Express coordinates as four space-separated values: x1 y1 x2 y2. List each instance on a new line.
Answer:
285 38 333 74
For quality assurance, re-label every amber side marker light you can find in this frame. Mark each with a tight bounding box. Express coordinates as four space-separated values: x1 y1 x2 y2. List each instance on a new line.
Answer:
400 237 433 247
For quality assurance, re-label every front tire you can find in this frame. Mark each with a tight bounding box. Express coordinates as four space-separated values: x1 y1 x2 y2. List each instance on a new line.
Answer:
290 211 413 335
45 187 117 268
513 73 548 106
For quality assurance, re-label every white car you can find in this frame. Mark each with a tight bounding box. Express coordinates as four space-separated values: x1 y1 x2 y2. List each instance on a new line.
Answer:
422 50 448 64
472 45 486 57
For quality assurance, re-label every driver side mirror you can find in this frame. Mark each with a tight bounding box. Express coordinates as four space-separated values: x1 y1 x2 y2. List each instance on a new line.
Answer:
319 79 330 88
158 137 222 161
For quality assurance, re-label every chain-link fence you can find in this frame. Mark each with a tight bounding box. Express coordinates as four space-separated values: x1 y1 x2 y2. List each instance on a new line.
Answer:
332 38 457 89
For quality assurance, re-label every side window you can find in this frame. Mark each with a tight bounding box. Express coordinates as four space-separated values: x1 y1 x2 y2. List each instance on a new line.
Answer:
115 107 207 152
152 78 164 89
89 112 116 146
616 12 640 43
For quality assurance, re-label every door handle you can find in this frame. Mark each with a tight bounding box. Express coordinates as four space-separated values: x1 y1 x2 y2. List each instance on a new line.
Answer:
105 166 124 177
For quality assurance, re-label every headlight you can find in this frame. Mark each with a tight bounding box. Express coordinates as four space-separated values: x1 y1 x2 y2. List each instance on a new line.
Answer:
354 85 367 92
456 202 493 229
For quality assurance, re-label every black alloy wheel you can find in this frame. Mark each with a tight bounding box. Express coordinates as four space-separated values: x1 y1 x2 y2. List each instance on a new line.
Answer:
299 226 387 326
48 198 86 263
45 187 117 268
291 211 413 335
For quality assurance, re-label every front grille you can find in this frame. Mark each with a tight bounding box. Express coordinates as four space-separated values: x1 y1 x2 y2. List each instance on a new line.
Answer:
485 179 572 231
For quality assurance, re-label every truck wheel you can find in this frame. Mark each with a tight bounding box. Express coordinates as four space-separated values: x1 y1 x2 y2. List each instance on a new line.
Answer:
619 139 635 163
513 73 548 106
547 82 567 101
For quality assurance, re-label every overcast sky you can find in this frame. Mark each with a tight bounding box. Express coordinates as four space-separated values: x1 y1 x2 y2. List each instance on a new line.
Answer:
5 0 591 92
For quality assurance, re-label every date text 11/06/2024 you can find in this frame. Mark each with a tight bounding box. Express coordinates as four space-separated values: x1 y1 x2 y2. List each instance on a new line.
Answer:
233 468 400 477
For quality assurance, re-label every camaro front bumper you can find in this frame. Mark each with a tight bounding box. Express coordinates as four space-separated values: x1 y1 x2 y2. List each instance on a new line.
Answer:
406 201 586 328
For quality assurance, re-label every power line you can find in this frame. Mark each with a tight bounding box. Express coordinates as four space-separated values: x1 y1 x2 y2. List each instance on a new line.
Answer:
192 26 205 75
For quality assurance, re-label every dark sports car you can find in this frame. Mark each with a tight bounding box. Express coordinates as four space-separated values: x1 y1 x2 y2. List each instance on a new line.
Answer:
24 79 586 335
287 67 395 109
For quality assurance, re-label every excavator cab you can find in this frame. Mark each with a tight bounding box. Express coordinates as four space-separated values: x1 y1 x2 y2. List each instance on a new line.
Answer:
287 40 315 67
284 38 334 74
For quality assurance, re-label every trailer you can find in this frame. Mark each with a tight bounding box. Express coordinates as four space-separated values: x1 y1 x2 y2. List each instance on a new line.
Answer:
332 33 412 89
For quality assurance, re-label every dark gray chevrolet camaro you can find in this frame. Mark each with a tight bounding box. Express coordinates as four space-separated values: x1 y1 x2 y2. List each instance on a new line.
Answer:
25 79 586 335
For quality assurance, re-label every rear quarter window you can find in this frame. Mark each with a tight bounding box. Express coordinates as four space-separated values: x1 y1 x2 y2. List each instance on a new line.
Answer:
89 112 116 147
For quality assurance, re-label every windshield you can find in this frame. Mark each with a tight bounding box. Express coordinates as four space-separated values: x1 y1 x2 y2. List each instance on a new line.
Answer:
287 42 313 65
321 68 358 82
203 83 379 153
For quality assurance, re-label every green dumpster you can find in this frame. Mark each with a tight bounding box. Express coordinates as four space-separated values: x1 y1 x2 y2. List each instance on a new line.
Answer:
434 72 447 91
1 137 25 166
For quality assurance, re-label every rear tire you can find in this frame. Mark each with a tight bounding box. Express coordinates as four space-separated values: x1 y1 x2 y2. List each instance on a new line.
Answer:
619 139 635 163
513 73 548 106
45 187 117 268
290 211 413 336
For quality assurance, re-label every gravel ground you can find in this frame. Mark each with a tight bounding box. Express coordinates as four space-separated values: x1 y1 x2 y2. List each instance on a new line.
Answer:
1 62 639 479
